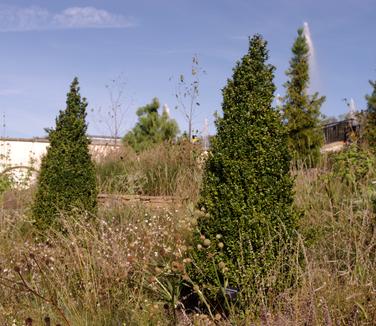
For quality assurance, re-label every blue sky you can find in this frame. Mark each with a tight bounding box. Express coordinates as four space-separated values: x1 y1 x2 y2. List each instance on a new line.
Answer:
0 0 375 137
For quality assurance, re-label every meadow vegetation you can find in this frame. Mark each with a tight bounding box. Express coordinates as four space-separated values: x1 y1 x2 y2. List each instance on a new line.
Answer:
1 143 376 325
1 30 376 325
95 141 203 201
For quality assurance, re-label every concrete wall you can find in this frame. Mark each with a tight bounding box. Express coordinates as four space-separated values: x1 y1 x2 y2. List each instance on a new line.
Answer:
0 137 119 186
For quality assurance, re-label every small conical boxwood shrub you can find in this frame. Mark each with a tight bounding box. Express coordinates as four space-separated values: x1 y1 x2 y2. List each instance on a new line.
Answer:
190 35 299 309
32 78 98 230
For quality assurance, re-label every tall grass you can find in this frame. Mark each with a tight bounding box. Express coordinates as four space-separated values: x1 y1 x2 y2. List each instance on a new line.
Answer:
187 147 376 324
96 142 203 201
1 145 376 324
0 204 196 325
283 148 376 324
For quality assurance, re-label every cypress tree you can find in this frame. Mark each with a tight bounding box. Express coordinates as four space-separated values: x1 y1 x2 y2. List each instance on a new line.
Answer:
363 80 376 151
281 28 325 166
190 35 298 308
32 78 97 230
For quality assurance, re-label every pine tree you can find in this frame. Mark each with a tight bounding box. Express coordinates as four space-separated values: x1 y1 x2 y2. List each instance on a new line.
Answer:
32 78 97 230
190 35 298 308
363 80 376 151
123 98 179 152
282 28 325 166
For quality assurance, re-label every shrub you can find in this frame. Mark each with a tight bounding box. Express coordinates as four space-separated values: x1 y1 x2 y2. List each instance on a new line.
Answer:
0 145 14 196
189 35 299 309
0 174 12 196
32 78 98 230
330 145 375 186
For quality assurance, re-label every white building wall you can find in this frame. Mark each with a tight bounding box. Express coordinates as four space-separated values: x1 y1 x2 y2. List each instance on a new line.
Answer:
0 140 48 168
0 138 119 186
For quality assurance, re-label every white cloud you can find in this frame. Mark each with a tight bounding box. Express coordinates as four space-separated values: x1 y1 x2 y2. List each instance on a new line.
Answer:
0 6 134 32
53 7 133 29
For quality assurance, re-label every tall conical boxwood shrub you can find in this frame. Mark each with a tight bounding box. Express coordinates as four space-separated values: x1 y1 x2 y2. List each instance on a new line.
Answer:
32 78 97 230
190 35 298 308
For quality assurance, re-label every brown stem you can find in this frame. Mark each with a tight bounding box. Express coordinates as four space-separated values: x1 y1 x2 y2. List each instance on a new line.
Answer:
15 270 71 326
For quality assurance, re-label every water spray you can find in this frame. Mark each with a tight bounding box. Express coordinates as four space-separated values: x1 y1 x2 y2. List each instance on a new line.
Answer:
303 22 320 92
303 22 315 60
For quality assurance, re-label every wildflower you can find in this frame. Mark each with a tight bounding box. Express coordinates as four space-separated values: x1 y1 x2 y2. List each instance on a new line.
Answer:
197 244 203 250
218 242 224 249
148 276 156 283
203 239 211 247
182 274 190 281
171 261 184 272
218 261 226 270
164 246 172 253
216 234 222 239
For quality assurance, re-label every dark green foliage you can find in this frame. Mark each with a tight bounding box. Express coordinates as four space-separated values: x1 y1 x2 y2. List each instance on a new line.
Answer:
123 98 179 152
320 145 376 220
32 78 98 230
282 28 325 166
363 80 376 151
0 150 14 195
0 174 12 195
329 144 375 187
190 35 298 309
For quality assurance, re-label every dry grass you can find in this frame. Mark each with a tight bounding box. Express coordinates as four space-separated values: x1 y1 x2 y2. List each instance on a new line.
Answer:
247 152 376 325
1 147 376 325
0 204 196 325
96 142 203 202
